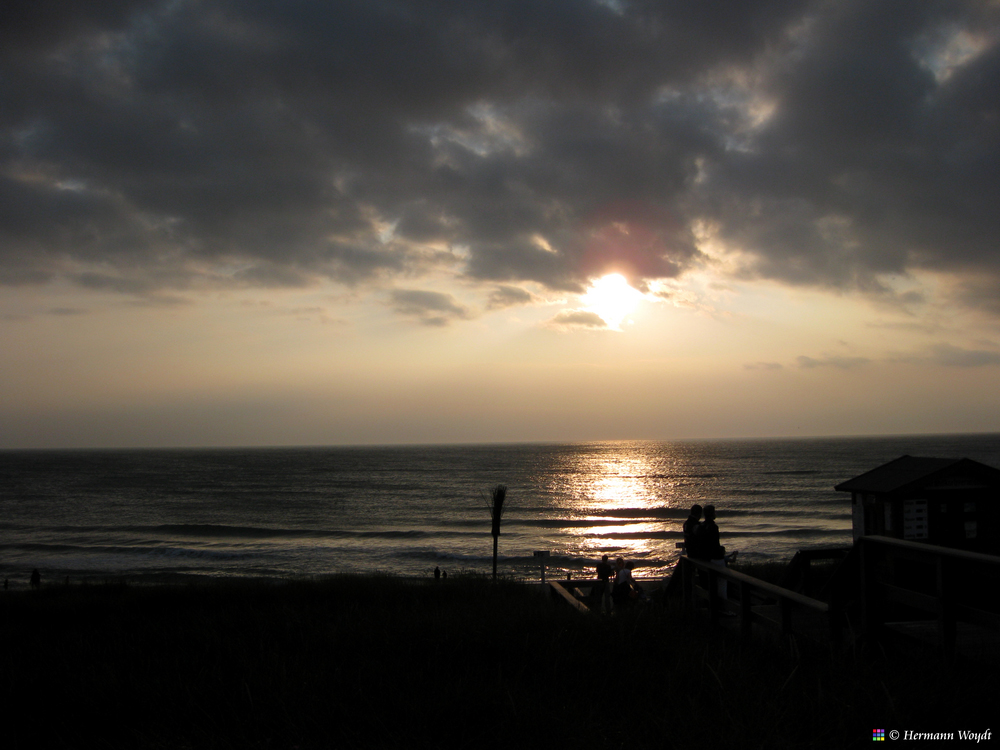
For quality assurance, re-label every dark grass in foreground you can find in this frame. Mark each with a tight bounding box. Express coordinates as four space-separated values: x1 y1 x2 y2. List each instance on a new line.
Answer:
2 576 994 749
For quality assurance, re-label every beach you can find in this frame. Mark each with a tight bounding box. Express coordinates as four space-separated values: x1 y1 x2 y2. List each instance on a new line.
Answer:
3 574 995 749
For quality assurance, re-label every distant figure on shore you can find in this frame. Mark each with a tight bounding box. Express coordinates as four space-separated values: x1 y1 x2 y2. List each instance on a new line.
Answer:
627 561 645 602
595 555 613 613
683 504 703 557
612 558 637 610
30 569 40 590
434 566 441 581
441 569 447 581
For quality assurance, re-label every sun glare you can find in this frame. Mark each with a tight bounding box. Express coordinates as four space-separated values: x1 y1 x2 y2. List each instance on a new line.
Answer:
582 273 642 330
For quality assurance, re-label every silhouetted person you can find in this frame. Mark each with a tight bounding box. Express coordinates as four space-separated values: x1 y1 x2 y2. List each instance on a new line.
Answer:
696 506 724 561
612 557 635 610
683 504 703 557
441 569 447 581
626 560 646 602
434 566 441 581
695 505 729 600
30 569 40 590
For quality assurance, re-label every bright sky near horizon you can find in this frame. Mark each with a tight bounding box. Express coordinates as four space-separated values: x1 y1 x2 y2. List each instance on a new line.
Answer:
2 0 1000 449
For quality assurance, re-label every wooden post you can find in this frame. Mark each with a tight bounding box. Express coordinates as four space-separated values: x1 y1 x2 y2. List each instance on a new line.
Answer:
534 551 549 583
740 580 752 640
828 602 842 648
708 567 718 623
681 557 693 609
936 556 956 657
859 538 879 642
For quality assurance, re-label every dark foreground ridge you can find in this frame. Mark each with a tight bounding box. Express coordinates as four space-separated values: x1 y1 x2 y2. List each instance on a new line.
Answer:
2 575 995 749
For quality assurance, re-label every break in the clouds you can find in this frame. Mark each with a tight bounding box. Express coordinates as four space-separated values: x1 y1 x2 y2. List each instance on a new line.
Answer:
2 0 999 315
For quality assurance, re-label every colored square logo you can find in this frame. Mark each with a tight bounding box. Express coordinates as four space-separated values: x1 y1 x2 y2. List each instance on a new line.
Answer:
873 729 885 741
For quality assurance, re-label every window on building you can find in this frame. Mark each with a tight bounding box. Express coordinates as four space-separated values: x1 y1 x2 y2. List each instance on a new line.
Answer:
903 499 929 540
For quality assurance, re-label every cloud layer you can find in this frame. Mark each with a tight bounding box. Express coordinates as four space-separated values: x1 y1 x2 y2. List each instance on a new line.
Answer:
3 0 998 315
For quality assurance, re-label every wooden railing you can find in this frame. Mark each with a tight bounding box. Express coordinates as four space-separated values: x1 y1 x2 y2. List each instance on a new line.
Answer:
858 535 1000 655
677 556 839 644
779 547 853 599
547 540 1000 657
548 580 592 615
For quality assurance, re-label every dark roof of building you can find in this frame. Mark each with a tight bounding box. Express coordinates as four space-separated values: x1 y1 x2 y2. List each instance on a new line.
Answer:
834 455 1000 495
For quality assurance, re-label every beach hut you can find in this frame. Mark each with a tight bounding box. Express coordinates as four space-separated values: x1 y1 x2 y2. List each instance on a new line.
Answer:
835 455 1000 554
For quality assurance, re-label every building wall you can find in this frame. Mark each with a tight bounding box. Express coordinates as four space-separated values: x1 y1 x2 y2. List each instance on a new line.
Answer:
853 487 999 555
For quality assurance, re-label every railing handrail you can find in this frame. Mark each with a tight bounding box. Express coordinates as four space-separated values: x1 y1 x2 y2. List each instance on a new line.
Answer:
859 534 1000 656
548 580 592 615
859 535 1000 567
679 556 829 613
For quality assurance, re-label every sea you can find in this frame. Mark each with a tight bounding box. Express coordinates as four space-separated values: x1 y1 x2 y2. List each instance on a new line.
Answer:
2 434 999 588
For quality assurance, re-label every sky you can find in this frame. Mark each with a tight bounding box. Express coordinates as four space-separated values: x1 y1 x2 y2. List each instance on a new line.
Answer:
2 0 1000 449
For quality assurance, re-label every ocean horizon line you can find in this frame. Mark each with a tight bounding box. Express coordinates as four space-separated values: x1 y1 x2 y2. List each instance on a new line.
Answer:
4 429 1000 453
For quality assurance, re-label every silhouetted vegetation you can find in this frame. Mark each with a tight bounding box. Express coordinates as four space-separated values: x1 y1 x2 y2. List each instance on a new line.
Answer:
1 576 994 749
486 483 507 583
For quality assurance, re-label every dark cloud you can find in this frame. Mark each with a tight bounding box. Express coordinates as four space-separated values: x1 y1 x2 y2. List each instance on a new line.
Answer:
389 289 472 326
47 307 89 316
796 355 871 369
927 344 1000 368
547 310 608 330
2 0 998 317
703 0 1000 300
486 285 540 310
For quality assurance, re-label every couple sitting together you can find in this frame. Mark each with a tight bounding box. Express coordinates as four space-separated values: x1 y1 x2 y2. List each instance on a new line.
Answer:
683 504 726 561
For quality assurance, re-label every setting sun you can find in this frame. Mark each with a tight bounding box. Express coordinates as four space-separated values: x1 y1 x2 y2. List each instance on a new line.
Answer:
582 273 643 330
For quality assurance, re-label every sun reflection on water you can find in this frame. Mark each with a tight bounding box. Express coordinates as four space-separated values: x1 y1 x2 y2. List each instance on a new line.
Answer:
567 448 679 512
591 469 656 509
553 443 689 571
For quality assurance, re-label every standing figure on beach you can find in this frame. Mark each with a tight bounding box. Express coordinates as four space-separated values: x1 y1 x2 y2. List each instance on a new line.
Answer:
434 566 441 581
30 569 40 590
611 558 636 610
683 504 703 557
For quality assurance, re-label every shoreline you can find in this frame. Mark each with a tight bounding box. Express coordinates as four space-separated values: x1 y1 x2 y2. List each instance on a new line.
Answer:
2 555 798 594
